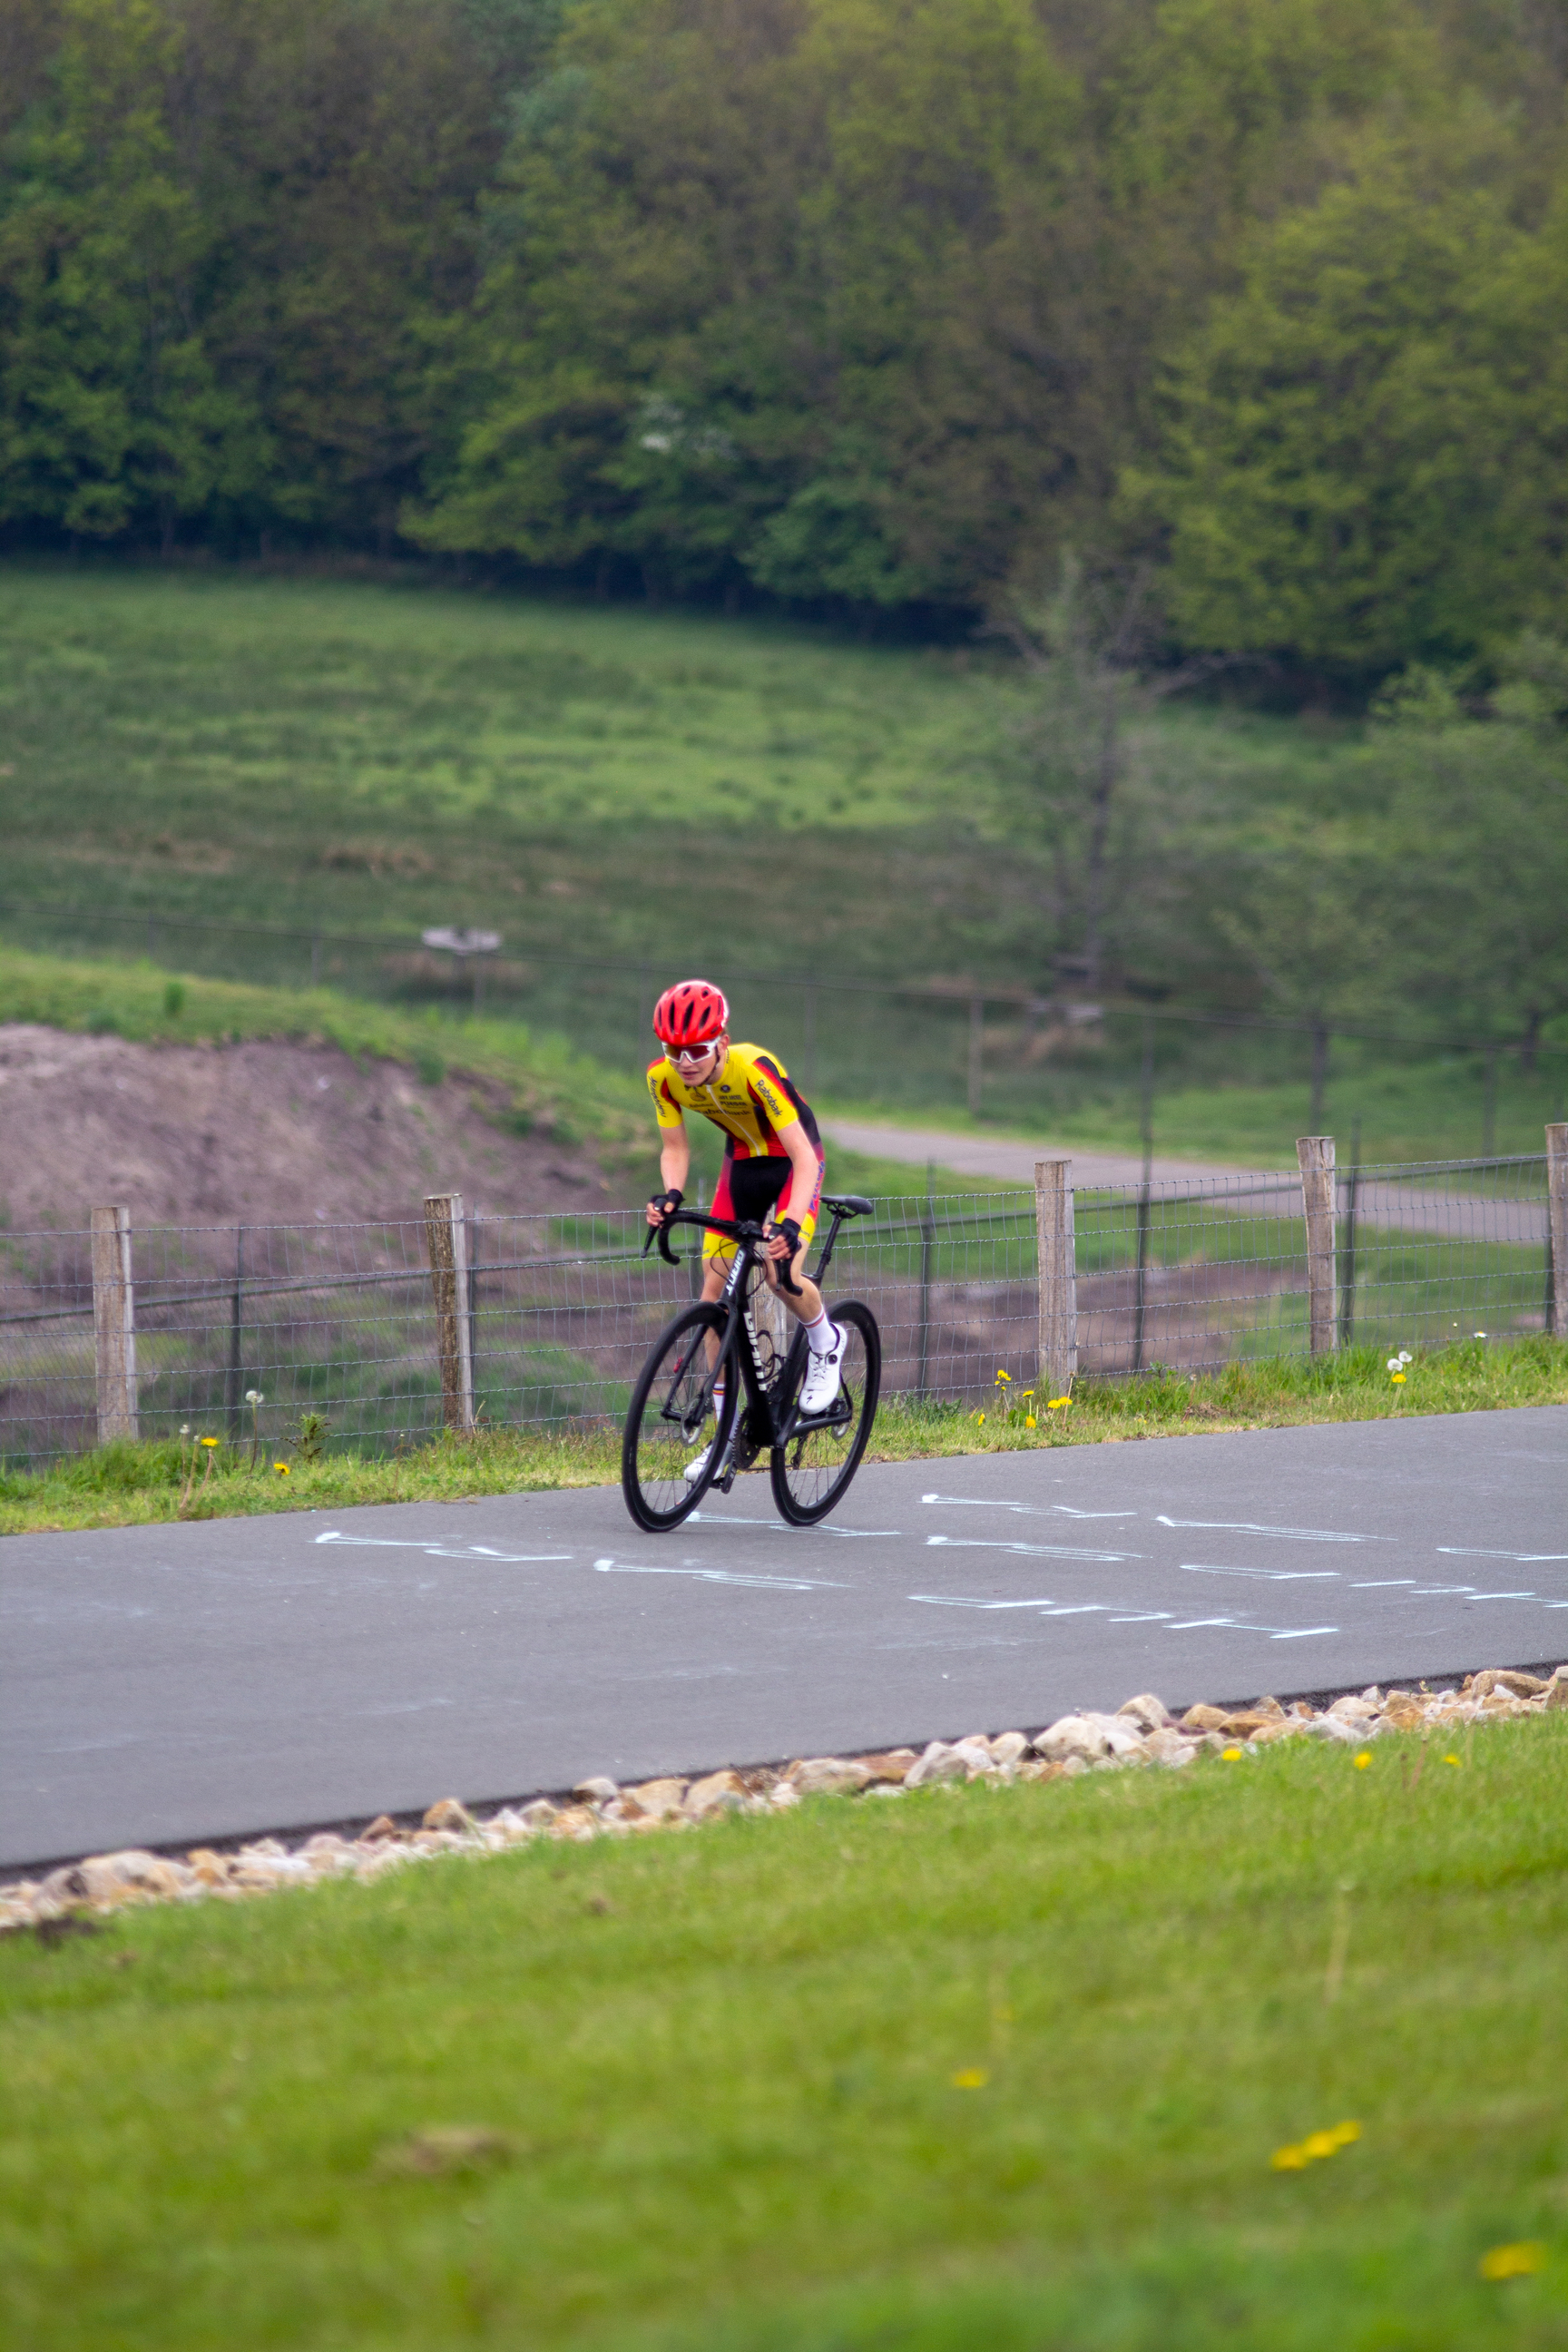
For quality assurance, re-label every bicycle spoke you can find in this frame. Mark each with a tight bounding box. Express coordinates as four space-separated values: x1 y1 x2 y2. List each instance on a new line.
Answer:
770 1301 880 1525
622 1305 733 1531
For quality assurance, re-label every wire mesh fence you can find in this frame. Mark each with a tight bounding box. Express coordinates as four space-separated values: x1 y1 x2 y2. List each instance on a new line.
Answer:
6 894 1567 1145
0 1153 1556 1467
1073 1154 1553 1377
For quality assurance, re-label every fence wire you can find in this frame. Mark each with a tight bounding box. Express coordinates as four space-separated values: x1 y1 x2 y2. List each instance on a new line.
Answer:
0 1156 1553 1465
1073 1153 1551 1377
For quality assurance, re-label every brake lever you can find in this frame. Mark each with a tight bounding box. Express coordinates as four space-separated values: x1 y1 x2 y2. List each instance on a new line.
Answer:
766 1228 802 1297
656 1222 681 1267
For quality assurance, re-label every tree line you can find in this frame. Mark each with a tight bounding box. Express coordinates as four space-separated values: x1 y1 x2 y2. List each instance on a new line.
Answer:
987 573 1567 1077
2 0 1565 681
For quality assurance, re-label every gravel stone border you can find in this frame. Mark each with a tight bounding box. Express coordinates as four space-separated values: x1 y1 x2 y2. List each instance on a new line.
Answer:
5 1666 1564 1938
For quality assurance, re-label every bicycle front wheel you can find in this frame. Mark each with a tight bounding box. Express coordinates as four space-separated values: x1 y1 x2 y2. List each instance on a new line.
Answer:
769 1299 881 1526
622 1304 735 1533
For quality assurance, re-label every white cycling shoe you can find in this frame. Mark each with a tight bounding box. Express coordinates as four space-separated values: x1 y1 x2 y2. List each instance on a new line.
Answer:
684 1436 729 1483
797 1327 844 1416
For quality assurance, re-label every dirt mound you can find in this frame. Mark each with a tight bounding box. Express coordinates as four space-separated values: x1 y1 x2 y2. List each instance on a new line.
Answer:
0 1024 627 1231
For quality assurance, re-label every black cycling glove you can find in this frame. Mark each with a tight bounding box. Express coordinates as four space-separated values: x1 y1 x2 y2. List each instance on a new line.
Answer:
775 1216 802 1253
649 1187 684 1223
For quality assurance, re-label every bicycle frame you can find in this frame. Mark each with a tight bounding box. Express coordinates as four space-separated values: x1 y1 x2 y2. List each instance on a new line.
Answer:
644 1196 867 1455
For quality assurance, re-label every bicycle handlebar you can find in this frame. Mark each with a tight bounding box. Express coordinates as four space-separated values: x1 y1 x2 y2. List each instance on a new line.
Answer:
642 1203 808 1289
641 1203 768 1269
642 1196 867 1293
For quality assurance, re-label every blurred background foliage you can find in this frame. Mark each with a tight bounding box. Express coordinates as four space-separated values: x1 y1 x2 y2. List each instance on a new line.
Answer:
2 0 1566 682
0 0 1565 1147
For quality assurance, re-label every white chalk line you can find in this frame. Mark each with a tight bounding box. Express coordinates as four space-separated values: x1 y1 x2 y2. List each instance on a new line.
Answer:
919 1493 1136 1520
1155 1515 1386 1544
925 1534 1140 1563
315 1532 572 1563
907 1592 1338 1639
1437 1546 1568 1563
593 1556 845 1592
1181 1562 1341 1583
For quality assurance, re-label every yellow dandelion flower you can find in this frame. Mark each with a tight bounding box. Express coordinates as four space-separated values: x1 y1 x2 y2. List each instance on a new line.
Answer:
1390 1371 1406 1385
200 1436 219 1448
1444 1753 1461 1767
1272 2120 1359 2171
1025 1415 1036 1428
273 1462 289 1475
1480 2243 1545 2281
995 1369 1011 1382
975 1412 985 1424
951 2068 989 2089
1047 1396 1071 1410
1354 1751 1372 1769
1221 1745 1243 1761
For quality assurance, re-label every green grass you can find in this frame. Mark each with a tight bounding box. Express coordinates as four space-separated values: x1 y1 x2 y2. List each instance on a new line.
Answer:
0 941 1032 1209
2 559 1563 1156
0 938 648 1145
834 1054 1568 1169
5 1338 1562 1534
4 925 1558 1171
5 1717 1567 2351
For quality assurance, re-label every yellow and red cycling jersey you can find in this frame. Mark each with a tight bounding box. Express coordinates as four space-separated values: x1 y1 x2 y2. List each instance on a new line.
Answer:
648 1040 823 1164
647 1041 825 1258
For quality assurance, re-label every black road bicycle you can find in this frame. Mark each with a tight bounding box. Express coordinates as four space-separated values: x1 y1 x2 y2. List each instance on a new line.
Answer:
622 1194 881 1533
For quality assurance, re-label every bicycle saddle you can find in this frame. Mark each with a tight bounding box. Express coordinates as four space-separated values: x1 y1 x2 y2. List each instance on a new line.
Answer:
821 1193 874 1217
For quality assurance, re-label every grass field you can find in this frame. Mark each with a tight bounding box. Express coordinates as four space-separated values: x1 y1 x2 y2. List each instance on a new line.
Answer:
4 1339 1562 1534
0 940 1038 1206
0 939 647 1141
4 1714 1566 2351
9 557 1562 1161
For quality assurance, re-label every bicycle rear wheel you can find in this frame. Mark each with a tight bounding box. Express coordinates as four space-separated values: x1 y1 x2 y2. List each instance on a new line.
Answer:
622 1305 735 1533
769 1299 881 1526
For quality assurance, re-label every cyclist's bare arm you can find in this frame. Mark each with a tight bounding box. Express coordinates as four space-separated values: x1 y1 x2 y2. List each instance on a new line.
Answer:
764 1124 823 1263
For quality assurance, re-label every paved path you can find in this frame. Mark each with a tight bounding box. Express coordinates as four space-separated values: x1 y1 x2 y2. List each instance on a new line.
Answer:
824 1117 1547 1244
824 1118 1273 1191
5 1409 1564 1872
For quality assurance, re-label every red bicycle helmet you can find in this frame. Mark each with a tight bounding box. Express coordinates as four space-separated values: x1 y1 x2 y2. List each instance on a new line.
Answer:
652 978 729 1049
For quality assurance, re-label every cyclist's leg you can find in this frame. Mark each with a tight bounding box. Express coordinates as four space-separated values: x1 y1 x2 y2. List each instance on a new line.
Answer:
764 1258 823 1323
681 1193 738 1483
699 1161 738 1349
759 1187 823 1322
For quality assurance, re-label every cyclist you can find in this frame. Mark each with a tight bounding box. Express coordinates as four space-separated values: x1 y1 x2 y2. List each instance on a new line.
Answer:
645 978 844 1477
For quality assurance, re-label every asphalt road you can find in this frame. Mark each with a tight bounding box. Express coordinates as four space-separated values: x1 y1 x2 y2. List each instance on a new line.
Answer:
825 1117 1272 1191
5 1407 1564 1872
825 1118 1547 1243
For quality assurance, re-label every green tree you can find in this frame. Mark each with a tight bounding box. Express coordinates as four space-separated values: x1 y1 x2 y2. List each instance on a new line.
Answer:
1208 821 1395 1126
0 0 265 544
411 0 1094 603
986 557 1230 998
1368 652 1568 1063
1135 138 1568 680
176 0 522 549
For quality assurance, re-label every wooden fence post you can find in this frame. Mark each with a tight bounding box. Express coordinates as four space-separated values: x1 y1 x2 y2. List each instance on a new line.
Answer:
424 1192 475 1430
1546 1123 1568 1340
917 1160 935 1397
1035 1159 1076 1396
1297 1135 1337 1356
90 1205 138 1442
